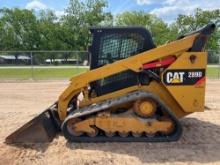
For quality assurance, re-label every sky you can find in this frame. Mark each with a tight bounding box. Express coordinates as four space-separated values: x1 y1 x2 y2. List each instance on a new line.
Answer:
0 0 220 23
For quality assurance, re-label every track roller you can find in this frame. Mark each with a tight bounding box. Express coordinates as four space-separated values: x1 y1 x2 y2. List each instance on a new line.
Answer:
118 132 129 137
133 99 156 117
86 126 99 137
66 118 83 136
105 132 116 137
132 132 142 137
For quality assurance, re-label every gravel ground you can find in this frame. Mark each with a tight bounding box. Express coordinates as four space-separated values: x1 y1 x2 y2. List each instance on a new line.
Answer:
0 79 220 165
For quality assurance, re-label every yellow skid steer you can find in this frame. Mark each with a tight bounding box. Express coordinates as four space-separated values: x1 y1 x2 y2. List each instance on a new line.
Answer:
6 23 216 143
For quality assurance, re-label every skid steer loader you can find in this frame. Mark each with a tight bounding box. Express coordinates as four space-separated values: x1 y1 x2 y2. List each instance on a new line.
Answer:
6 23 216 143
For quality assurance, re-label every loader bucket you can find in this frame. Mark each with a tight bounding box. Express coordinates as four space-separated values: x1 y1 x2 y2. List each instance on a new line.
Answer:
5 109 60 143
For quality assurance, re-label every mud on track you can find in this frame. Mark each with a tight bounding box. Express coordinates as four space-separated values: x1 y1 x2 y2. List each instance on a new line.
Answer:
0 80 220 165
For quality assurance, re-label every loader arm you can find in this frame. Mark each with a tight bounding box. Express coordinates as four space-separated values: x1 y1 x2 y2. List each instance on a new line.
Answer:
58 33 198 120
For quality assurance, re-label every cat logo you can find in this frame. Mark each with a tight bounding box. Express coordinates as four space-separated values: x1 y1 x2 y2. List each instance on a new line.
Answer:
166 72 185 84
163 69 205 85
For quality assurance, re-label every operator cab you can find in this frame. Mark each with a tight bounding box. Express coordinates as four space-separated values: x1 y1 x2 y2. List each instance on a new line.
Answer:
89 27 156 96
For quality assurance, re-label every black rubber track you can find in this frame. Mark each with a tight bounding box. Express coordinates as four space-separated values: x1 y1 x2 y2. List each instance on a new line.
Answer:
61 91 182 142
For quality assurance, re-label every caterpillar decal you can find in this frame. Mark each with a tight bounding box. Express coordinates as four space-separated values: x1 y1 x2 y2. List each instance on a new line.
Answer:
163 69 205 85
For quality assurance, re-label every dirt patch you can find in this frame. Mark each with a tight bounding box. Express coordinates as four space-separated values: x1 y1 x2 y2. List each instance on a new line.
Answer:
0 80 220 165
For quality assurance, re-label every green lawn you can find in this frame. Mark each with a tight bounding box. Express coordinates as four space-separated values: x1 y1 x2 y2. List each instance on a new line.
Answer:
0 67 219 80
0 67 88 79
206 67 220 78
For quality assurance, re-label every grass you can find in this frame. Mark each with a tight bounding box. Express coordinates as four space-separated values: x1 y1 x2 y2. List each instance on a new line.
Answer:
206 67 220 78
0 67 88 80
0 66 219 80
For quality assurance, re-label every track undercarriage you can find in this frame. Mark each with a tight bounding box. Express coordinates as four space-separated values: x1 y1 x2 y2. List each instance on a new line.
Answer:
62 91 182 142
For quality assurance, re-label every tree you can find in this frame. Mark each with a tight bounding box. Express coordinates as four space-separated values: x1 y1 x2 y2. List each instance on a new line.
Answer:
38 10 69 50
0 8 40 50
116 11 152 26
61 0 113 50
115 11 173 45
173 8 220 50
149 16 174 45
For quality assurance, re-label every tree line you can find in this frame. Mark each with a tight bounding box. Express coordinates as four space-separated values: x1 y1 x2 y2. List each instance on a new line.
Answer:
0 0 219 62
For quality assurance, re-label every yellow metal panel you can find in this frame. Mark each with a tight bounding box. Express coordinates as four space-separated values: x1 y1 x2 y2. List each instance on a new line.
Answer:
162 52 207 113
95 116 173 134
71 114 173 135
